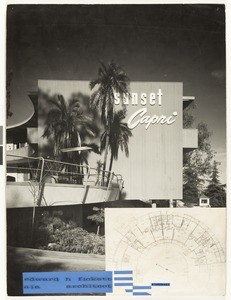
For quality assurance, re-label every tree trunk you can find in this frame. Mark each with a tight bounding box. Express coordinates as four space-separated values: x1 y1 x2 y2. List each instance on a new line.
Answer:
107 152 114 186
31 204 36 246
37 181 46 206
108 152 113 173
102 134 109 185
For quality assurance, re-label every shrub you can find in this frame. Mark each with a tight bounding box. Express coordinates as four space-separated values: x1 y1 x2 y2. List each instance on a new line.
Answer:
34 210 105 254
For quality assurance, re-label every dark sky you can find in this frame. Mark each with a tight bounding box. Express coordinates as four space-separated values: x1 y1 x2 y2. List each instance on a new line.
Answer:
6 4 226 180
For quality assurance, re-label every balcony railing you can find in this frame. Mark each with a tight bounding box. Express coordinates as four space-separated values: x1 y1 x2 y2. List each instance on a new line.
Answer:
6 154 123 190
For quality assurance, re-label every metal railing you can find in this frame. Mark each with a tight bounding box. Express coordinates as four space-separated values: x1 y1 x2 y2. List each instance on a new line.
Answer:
6 154 124 191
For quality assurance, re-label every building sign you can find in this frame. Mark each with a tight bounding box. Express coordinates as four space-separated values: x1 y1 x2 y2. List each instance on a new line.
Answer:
38 80 184 200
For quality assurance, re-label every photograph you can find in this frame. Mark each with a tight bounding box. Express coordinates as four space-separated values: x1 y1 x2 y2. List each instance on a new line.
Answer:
5 3 227 298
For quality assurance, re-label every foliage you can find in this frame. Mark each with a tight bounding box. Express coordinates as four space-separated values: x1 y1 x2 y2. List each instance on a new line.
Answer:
185 122 214 176
183 168 200 205
204 161 226 207
101 110 133 173
34 210 105 254
87 207 104 235
90 61 130 179
87 207 104 225
90 60 130 126
183 102 196 128
120 190 127 200
183 122 215 203
42 93 97 165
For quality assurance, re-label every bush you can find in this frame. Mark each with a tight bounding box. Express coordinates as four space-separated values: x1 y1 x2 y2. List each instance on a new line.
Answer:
34 210 105 255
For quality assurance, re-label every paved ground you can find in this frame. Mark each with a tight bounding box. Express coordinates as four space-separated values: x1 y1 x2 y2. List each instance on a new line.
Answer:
7 246 105 296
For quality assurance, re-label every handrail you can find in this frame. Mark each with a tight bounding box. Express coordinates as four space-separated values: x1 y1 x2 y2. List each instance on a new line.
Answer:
6 154 123 190
39 157 45 183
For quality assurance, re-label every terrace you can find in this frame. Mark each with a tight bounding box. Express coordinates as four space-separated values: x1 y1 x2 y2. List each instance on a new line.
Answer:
6 154 124 208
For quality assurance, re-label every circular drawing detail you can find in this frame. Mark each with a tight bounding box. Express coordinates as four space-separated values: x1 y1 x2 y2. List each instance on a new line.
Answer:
109 211 226 296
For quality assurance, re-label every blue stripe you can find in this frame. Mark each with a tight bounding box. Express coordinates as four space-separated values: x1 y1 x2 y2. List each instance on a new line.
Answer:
133 285 151 289
152 283 170 286
125 289 133 293
114 270 133 274
133 292 151 296
114 277 133 281
22 271 113 294
114 283 133 286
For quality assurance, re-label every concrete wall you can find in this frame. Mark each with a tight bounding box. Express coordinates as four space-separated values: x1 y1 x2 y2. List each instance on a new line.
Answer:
183 129 198 148
6 182 119 208
113 82 183 200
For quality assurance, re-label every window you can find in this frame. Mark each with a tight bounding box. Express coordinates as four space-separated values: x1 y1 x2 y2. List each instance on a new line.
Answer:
201 199 208 204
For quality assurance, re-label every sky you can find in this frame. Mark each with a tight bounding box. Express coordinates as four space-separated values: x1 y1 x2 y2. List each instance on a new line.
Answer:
6 4 226 182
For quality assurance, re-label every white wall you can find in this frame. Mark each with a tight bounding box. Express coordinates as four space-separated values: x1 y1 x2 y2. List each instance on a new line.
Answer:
6 182 119 208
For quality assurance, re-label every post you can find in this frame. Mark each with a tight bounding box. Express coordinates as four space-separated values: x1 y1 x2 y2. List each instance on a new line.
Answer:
82 165 90 204
104 171 113 202
39 157 45 183
37 157 45 206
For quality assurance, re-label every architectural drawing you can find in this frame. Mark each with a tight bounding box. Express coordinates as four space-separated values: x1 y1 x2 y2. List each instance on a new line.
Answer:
105 208 226 296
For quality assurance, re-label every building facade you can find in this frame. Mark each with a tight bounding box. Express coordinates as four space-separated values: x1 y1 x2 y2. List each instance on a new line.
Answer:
6 80 198 207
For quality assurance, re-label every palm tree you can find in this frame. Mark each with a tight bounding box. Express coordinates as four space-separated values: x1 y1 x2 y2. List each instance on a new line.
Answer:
87 207 104 235
101 110 132 182
90 61 130 182
42 94 95 165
